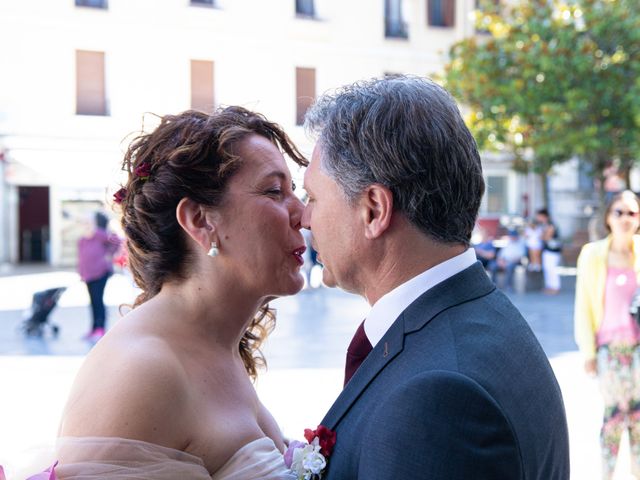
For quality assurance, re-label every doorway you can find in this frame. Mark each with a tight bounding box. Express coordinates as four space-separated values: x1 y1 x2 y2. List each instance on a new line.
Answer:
18 186 50 263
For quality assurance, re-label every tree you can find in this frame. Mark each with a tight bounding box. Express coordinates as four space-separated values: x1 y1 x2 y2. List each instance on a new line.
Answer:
444 0 640 211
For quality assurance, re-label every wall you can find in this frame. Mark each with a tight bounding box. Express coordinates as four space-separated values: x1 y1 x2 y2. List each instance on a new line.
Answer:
0 0 475 265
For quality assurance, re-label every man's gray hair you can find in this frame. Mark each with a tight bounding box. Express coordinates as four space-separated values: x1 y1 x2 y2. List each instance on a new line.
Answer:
304 75 484 246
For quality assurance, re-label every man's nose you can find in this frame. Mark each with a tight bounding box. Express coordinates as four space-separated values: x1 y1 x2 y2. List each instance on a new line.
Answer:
300 202 312 230
290 195 305 229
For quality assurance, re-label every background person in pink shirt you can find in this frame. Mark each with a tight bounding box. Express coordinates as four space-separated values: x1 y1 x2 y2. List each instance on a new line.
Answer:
77 211 122 341
574 190 640 478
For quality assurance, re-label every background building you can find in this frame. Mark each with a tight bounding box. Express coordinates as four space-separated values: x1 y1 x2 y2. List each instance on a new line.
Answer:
2 0 542 268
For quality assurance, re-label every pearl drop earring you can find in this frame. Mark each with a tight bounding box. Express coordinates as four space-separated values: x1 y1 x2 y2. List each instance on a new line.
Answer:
207 241 219 257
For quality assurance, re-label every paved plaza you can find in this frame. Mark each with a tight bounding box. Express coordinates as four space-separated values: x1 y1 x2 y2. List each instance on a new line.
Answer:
0 265 634 479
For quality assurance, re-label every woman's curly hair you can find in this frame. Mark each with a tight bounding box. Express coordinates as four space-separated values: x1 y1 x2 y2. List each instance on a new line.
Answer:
115 107 307 379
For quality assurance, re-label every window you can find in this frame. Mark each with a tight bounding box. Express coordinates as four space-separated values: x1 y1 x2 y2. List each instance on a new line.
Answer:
76 50 107 116
296 0 315 17
190 0 214 5
485 175 507 213
296 67 315 126
190 60 215 112
428 0 455 27
75 0 107 8
385 0 408 39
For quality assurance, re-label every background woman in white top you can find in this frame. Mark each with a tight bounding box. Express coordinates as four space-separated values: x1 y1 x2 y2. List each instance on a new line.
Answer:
537 208 563 294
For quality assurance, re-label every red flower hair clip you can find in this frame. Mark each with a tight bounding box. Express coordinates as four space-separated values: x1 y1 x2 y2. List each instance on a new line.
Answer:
113 187 127 204
134 162 152 180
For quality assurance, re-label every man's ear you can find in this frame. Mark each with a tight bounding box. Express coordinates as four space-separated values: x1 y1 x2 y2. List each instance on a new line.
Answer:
176 198 217 251
360 184 393 240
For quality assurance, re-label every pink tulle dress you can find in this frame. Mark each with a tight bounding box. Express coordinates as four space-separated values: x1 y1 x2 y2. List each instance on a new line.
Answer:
1 436 294 480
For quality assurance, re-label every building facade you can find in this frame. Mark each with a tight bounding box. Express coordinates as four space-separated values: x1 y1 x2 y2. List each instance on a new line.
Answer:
2 0 524 267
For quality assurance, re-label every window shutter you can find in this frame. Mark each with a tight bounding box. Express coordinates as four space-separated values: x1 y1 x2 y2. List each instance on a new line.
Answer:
443 0 455 27
76 50 106 115
296 67 316 126
190 60 215 112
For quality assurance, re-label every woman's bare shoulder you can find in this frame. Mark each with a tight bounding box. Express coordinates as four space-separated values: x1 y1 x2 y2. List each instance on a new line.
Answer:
59 323 192 448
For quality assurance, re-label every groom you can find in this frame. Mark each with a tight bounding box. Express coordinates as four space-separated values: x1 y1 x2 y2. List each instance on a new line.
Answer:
301 76 569 479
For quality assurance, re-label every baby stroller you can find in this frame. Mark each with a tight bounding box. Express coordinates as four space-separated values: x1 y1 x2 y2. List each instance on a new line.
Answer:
21 287 66 337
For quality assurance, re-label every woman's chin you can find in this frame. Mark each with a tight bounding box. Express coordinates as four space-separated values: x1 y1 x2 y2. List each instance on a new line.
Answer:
321 267 337 288
267 273 305 298
289 273 306 294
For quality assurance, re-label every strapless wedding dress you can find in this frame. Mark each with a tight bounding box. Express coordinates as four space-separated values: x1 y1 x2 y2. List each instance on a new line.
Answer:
211 437 295 480
10 436 295 480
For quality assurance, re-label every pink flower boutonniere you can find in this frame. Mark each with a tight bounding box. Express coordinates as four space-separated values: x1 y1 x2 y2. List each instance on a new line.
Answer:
284 425 336 480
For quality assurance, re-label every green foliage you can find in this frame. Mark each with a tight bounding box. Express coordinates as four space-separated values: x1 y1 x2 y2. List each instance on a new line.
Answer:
444 0 640 178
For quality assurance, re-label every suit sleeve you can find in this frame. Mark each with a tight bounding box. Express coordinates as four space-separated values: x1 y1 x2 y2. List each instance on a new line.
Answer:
358 370 521 480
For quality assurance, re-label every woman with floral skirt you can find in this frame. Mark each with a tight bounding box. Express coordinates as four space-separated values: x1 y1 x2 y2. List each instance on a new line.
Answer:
575 190 640 479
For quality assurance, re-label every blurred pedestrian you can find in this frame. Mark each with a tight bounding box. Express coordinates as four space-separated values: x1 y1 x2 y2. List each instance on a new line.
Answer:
496 229 525 292
524 219 544 271
300 227 314 288
300 193 322 289
603 162 625 204
586 204 608 242
574 190 640 479
473 228 497 270
77 211 121 341
537 208 562 294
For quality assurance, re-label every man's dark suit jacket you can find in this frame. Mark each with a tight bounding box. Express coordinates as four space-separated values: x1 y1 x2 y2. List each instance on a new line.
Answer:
322 262 570 479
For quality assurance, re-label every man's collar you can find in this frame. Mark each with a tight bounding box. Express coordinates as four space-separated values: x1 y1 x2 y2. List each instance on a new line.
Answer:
364 248 477 347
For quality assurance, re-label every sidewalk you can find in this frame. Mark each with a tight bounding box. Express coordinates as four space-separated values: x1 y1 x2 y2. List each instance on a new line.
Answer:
0 266 633 479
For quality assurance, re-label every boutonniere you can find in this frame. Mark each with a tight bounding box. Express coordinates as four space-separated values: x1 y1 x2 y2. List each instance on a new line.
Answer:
284 425 336 480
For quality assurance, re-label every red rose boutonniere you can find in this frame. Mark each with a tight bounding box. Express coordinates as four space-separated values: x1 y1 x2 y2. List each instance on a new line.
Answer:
304 425 336 458
284 425 336 479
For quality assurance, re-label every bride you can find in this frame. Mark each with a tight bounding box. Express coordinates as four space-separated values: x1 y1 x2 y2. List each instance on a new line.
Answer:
55 107 308 479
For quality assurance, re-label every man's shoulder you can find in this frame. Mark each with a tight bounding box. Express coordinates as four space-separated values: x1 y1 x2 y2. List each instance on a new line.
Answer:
401 289 547 383
407 272 505 323
403 262 495 318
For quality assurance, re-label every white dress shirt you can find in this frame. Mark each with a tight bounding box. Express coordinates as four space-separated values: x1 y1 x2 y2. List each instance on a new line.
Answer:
364 248 478 347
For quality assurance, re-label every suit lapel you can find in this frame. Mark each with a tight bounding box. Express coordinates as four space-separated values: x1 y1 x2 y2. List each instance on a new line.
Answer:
322 315 405 430
321 262 495 430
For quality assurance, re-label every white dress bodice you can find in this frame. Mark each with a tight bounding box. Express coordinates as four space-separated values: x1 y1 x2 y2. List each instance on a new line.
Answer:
211 437 295 480
22 436 296 480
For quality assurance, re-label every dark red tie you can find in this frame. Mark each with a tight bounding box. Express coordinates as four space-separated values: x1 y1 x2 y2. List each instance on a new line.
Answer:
344 320 373 386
